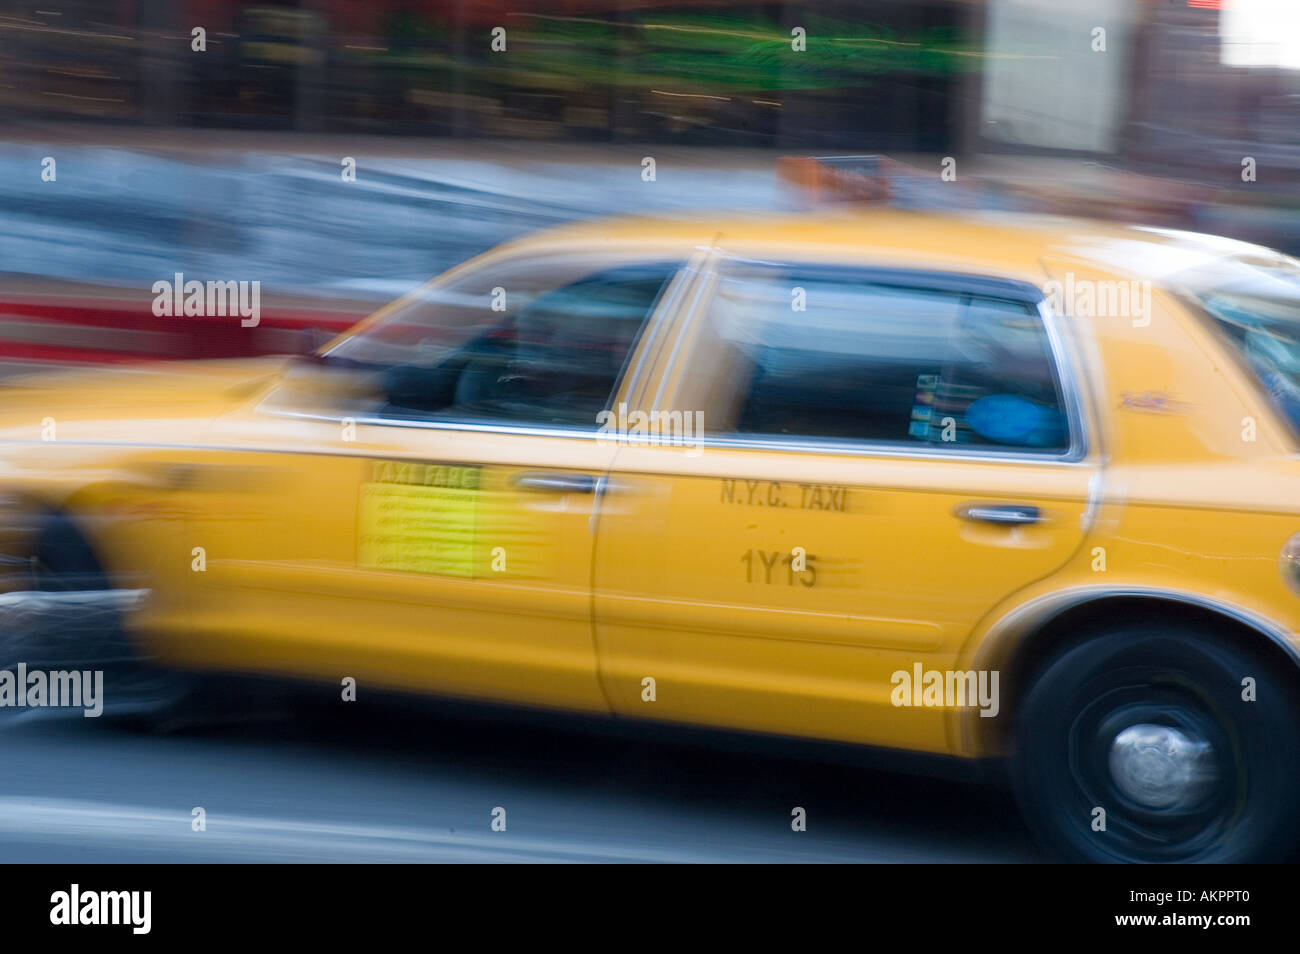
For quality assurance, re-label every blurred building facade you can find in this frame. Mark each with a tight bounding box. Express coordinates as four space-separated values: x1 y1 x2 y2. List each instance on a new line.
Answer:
0 0 979 151
2 0 1299 174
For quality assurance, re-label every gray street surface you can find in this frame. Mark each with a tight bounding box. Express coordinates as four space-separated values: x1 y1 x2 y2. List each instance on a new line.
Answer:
0 699 1037 863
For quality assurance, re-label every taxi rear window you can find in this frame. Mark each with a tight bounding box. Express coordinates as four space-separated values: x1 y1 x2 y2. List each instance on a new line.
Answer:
692 264 1070 454
1193 263 1300 439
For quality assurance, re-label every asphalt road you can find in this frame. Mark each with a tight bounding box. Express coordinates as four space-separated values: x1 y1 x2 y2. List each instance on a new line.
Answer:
0 694 1038 863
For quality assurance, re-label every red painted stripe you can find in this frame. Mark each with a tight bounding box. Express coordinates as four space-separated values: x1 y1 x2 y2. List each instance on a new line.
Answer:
0 301 362 332
0 299 369 364
0 342 152 364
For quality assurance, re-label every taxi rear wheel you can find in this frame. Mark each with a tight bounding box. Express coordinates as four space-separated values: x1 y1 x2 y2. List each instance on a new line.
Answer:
1010 624 1300 863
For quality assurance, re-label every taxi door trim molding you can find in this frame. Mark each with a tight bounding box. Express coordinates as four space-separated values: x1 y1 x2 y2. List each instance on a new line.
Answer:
649 243 721 412
620 245 714 409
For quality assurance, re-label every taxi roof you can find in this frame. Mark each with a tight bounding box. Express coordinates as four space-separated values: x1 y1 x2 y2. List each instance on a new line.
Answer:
505 208 1283 289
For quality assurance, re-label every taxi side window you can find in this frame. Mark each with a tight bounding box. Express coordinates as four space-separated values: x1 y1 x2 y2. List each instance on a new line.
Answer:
329 261 679 428
701 265 1069 453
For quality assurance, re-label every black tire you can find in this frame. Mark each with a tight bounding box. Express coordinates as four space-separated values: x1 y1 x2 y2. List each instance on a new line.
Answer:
2 511 198 729
1010 623 1300 863
29 511 109 591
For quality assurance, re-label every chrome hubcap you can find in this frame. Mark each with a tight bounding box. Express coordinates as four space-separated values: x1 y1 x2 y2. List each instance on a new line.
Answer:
1108 723 1217 810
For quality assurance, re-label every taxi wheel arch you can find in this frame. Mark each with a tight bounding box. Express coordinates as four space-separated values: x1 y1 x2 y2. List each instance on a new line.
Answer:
2 505 199 728
1000 600 1300 862
993 596 1300 753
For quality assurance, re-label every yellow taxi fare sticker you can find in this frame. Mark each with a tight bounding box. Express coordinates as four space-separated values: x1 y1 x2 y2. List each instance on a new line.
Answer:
358 461 484 577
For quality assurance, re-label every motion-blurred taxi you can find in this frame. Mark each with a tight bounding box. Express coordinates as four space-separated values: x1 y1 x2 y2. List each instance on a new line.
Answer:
3 209 1300 863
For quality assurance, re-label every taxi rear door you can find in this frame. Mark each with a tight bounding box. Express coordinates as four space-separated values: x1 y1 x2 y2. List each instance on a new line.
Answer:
592 254 1097 752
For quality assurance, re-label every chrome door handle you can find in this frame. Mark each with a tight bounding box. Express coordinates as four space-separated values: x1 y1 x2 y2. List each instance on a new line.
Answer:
955 504 1042 525
511 472 598 494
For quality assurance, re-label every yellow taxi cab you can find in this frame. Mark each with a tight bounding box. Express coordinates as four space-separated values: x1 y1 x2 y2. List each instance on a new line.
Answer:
3 208 1300 863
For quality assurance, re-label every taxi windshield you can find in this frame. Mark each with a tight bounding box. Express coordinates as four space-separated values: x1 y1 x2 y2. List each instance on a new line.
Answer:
1191 257 1300 438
